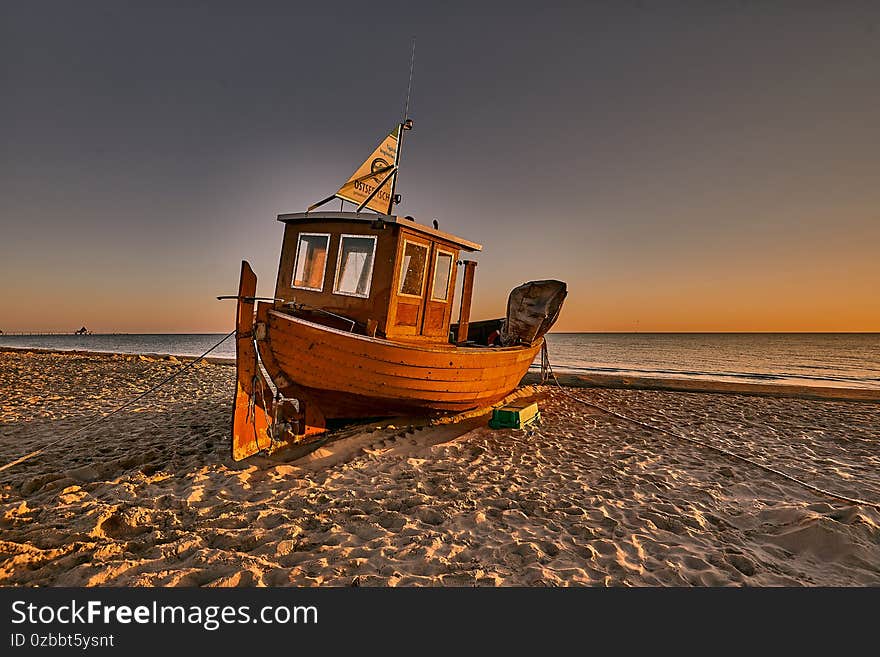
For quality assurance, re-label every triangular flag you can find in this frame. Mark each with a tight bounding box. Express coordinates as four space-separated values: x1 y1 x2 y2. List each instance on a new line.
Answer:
334 128 399 214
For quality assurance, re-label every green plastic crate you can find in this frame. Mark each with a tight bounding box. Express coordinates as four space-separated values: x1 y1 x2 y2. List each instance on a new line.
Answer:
489 401 540 429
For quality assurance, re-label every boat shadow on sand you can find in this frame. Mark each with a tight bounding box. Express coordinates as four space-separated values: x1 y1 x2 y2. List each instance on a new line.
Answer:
3 384 547 499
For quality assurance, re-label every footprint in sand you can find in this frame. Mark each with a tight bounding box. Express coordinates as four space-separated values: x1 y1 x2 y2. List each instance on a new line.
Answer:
91 510 152 540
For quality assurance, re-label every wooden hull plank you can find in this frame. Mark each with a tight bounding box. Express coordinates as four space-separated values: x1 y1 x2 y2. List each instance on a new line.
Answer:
267 309 534 367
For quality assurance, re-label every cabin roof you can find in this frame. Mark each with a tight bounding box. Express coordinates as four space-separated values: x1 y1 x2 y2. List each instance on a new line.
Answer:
277 212 482 252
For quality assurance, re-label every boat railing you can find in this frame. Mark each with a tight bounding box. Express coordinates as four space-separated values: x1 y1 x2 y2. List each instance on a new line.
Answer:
218 295 358 332
281 302 357 333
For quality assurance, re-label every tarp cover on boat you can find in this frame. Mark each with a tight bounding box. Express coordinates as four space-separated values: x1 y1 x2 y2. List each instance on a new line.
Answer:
499 280 567 346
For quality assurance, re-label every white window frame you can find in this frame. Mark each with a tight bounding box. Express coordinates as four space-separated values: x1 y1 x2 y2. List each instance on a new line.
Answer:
332 234 378 298
397 239 430 299
291 232 330 292
430 248 455 302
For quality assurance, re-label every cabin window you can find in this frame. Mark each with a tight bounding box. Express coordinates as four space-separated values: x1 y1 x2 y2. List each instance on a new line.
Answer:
291 233 330 291
333 234 377 298
431 250 454 302
398 241 428 297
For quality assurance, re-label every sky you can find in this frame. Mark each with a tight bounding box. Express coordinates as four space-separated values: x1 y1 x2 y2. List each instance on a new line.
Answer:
1 1 878 333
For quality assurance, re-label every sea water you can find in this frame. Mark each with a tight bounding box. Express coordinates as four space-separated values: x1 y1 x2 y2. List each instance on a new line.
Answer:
2 332 878 390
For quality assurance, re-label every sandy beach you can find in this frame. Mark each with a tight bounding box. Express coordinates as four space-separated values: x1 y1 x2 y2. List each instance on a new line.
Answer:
1 349 879 586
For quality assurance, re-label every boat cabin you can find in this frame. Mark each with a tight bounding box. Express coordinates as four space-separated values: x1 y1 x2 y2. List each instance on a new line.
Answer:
273 212 481 344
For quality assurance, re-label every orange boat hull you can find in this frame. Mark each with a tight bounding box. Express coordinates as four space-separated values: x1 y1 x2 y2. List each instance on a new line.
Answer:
255 302 542 420
231 260 543 461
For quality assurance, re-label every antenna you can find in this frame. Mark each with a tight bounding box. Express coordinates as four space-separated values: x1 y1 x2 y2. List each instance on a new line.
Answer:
403 37 416 121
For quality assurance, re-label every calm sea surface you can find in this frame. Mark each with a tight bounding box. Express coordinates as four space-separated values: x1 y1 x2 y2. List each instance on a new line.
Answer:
2 333 878 390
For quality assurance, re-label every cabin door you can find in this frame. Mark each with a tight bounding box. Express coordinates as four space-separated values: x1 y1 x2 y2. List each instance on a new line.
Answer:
392 236 431 337
420 245 456 339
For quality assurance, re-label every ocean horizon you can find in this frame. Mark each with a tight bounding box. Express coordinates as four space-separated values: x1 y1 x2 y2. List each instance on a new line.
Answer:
2 332 878 390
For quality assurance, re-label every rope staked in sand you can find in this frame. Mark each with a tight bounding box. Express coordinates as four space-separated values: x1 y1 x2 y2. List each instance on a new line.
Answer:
0 330 236 475
540 345 880 511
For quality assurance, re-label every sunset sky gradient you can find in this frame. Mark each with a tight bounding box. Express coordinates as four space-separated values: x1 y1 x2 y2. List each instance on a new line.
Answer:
2 2 878 332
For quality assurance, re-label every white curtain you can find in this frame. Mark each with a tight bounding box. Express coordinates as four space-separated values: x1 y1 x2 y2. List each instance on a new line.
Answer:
336 238 374 295
338 250 367 293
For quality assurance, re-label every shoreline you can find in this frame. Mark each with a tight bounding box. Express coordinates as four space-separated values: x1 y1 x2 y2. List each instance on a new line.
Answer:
521 372 880 403
4 346 879 403
0 345 237 367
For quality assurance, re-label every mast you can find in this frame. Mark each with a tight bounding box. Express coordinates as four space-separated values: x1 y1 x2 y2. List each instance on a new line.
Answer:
388 38 416 215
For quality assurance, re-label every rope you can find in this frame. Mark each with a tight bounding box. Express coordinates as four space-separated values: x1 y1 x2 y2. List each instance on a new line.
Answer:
0 330 236 474
540 342 880 511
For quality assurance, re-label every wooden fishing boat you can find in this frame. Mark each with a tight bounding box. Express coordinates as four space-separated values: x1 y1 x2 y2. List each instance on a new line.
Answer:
229 120 566 460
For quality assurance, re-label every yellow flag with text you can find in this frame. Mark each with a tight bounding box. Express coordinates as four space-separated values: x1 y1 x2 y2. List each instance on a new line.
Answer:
334 128 399 214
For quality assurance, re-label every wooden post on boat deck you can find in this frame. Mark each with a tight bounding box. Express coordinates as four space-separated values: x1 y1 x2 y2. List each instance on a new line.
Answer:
456 260 477 345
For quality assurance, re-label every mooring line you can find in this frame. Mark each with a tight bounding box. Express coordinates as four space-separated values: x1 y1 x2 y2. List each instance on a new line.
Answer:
540 343 880 511
0 330 236 474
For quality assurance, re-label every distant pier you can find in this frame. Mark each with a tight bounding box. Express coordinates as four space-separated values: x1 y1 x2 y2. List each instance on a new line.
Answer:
0 331 94 336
